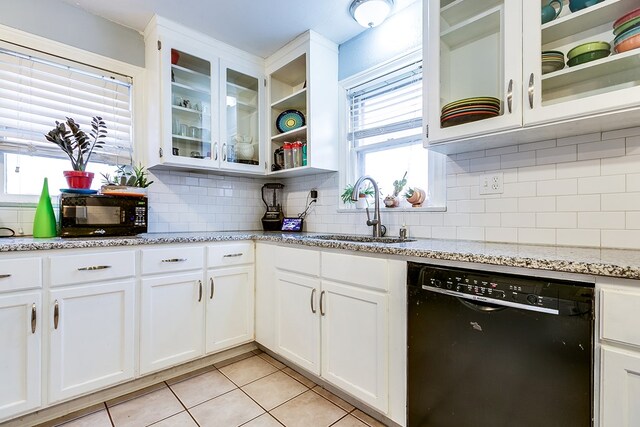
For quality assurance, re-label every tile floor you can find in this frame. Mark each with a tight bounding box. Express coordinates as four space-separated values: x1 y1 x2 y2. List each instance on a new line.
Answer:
45 350 387 427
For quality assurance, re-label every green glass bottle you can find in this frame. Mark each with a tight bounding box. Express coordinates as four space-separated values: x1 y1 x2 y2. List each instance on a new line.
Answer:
33 177 57 238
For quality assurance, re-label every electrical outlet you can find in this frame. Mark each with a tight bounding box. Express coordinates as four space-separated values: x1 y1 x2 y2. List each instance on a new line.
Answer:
479 173 503 195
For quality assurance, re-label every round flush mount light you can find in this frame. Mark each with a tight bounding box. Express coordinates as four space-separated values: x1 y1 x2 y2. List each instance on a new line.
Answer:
349 0 394 28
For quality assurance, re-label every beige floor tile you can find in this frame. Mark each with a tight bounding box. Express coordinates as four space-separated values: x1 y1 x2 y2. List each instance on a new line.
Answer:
57 409 112 427
242 371 308 410
169 369 236 408
214 351 256 369
311 386 355 412
242 413 283 427
270 390 347 427
282 367 317 388
105 382 167 407
351 409 387 427
37 403 106 427
148 411 198 426
189 389 264 427
165 364 217 385
258 352 287 370
108 386 183 427
219 355 279 386
332 415 369 427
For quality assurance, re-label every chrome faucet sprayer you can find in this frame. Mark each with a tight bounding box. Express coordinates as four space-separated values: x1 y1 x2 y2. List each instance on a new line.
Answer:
351 175 386 237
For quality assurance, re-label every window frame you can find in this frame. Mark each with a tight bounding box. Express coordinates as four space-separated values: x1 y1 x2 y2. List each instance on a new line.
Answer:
0 24 145 205
338 48 446 211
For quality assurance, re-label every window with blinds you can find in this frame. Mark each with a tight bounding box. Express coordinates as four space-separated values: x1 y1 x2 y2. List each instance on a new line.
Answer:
347 60 427 199
0 41 133 166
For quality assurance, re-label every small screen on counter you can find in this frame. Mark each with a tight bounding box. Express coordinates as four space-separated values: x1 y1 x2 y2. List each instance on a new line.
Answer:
281 217 303 232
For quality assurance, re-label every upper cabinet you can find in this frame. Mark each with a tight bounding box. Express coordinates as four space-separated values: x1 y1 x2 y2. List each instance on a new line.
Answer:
144 17 265 174
425 0 640 154
265 31 339 177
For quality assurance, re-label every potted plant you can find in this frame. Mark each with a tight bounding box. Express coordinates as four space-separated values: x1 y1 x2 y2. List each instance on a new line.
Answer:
44 116 107 189
341 183 375 209
384 172 407 208
101 163 154 196
404 187 426 207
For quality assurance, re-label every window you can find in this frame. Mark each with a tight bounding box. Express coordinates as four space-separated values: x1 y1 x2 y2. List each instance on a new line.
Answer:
0 40 133 197
346 58 428 202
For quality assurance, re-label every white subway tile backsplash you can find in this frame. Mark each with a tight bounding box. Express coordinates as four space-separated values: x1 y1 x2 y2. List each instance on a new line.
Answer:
469 156 501 172
601 193 640 211
501 151 536 169
447 186 471 201
536 179 577 196
518 196 556 212
486 145 518 157
556 195 600 212
602 230 640 249
557 132 601 147
432 226 456 239
626 212 640 229
457 227 484 241
485 198 518 213
517 164 556 182
602 126 640 140
503 182 536 198
536 212 576 229
578 212 625 229
457 200 485 213
577 175 625 195
485 227 518 243
556 159 600 179
536 145 577 165
577 138 625 160
556 229 600 247
443 213 470 227
627 135 640 155
501 213 536 228
469 213 501 227
518 228 556 245
519 139 556 152
601 154 640 175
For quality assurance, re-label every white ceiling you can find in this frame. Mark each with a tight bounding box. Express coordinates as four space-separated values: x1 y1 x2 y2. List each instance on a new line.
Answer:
60 0 419 58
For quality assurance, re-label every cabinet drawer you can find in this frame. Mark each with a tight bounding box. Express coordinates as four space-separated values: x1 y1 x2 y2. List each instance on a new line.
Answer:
0 257 41 292
275 246 320 276
141 246 204 275
207 242 254 267
601 289 640 347
50 251 135 286
322 252 388 291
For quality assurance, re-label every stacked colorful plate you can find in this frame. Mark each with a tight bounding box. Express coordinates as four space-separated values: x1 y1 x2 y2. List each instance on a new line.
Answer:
613 7 640 53
566 41 610 67
541 50 565 74
440 97 501 128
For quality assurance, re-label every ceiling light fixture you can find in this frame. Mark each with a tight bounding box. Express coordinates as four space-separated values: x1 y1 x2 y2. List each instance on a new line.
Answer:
349 0 394 28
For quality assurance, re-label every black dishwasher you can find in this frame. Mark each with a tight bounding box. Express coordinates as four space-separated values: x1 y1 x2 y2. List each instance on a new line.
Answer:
407 262 594 427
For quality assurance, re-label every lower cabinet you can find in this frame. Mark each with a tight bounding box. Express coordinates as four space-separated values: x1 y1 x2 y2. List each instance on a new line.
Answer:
140 272 205 374
48 281 135 403
205 266 254 353
0 291 41 421
601 347 640 426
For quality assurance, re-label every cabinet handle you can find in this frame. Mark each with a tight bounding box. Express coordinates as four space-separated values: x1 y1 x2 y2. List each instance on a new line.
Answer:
161 258 187 263
214 142 219 161
320 290 326 316
31 303 36 334
77 265 111 271
528 73 534 109
53 300 59 330
210 277 215 299
198 280 203 302
223 253 243 258
310 288 317 314
222 143 227 161
506 79 513 113
0 274 11 279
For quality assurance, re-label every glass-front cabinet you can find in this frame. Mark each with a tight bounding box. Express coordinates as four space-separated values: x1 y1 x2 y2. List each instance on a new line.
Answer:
425 0 523 144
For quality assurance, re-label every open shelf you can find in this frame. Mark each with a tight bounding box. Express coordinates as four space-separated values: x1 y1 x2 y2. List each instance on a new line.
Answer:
440 0 503 27
440 5 502 48
271 88 306 110
270 125 307 144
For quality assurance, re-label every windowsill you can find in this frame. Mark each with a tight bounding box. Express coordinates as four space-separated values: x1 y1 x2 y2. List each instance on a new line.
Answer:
337 206 446 213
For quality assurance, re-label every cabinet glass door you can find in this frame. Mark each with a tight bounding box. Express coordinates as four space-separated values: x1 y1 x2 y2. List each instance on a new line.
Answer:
222 65 262 171
426 0 522 145
169 49 214 163
523 0 640 126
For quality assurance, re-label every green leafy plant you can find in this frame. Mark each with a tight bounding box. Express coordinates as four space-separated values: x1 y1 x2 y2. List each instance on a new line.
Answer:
101 163 154 188
341 183 375 204
392 171 408 197
404 187 414 199
44 116 107 171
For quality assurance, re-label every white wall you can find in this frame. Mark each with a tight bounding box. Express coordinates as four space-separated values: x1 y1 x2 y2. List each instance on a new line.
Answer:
284 126 640 250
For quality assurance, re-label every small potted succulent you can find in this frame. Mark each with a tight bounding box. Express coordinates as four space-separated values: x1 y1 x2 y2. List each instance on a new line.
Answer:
101 163 154 196
44 116 107 189
384 172 407 208
404 187 426 207
341 183 375 209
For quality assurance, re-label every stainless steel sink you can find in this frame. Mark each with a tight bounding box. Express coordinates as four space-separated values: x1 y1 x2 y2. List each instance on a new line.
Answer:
308 234 417 244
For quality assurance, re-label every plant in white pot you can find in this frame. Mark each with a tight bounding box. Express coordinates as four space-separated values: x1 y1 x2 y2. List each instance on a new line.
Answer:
101 163 154 196
44 116 107 189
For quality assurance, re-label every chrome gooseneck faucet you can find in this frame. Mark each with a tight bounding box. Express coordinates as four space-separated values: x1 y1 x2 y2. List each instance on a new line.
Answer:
351 175 385 237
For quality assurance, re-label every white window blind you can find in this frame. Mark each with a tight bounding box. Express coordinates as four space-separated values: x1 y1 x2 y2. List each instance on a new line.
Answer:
0 41 133 166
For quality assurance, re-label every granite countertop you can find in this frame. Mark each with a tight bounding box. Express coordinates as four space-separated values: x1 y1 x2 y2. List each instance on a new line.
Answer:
1 231 639 280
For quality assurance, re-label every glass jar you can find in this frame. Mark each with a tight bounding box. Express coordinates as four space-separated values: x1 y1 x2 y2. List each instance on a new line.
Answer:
283 142 293 169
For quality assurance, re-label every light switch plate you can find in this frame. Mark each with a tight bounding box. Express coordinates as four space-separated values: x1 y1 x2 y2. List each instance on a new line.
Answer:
479 173 503 195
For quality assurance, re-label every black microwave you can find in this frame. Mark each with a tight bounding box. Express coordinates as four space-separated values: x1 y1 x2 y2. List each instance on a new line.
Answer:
59 194 148 237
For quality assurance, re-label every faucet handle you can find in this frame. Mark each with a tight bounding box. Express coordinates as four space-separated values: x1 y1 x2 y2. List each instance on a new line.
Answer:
365 207 378 226
365 207 371 223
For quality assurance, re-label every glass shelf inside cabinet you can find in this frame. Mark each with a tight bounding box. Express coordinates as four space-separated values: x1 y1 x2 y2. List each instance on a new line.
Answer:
225 69 259 166
438 0 505 129
170 50 212 160
539 0 640 106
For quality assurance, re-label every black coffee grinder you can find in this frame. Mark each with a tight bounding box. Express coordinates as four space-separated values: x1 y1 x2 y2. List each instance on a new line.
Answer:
261 183 284 231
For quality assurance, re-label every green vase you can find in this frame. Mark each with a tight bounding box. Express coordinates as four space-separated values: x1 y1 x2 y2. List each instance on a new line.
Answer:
33 177 57 238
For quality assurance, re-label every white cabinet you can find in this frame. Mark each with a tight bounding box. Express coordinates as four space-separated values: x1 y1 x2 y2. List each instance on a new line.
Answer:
273 245 389 413
265 31 339 177
426 0 640 153
601 347 640 427
140 272 205 374
0 291 41 421
144 16 264 174
47 251 135 404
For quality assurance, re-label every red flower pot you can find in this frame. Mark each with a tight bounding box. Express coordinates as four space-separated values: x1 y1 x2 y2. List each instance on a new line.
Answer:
63 171 94 189
171 49 180 65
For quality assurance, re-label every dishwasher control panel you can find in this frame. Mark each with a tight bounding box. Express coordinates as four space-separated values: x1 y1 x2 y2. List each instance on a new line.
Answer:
418 265 559 310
